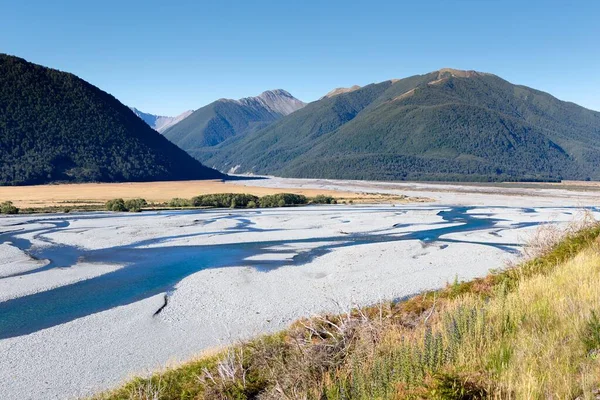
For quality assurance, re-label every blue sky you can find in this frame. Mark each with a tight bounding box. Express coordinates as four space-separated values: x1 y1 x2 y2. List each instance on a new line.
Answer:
2 0 599 115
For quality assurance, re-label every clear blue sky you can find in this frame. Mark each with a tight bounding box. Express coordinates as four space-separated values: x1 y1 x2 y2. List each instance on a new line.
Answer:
2 0 599 115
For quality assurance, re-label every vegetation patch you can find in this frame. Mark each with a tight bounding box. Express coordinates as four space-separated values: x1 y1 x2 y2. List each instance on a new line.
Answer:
0 201 19 214
94 223 600 399
106 198 147 212
191 193 259 209
167 193 338 210
257 193 307 208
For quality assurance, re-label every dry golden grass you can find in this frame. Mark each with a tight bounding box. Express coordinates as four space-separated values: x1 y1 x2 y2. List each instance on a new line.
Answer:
94 222 600 400
436 248 600 398
0 180 422 209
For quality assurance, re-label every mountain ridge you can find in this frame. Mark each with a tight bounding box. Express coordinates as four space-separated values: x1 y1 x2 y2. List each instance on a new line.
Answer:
0 54 224 185
194 69 600 182
162 89 305 152
129 107 193 133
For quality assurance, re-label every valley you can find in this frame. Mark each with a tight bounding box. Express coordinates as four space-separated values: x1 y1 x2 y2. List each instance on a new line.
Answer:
3 2 600 397
1 179 599 399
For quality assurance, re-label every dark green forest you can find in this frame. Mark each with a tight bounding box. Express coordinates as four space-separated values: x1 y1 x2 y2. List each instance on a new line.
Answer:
0 54 223 185
193 70 600 182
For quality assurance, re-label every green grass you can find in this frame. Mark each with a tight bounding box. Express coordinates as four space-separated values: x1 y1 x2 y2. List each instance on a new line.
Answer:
94 224 600 400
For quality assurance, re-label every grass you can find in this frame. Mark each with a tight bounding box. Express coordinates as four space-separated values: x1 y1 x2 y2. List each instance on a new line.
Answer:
93 223 600 400
0 180 421 210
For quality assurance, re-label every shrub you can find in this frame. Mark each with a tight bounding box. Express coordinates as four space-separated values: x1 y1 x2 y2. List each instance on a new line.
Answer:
582 310 600 354
427 373 488 399
124 198 147 212
191 193 259 209
0 201 19 214
106 198 127 212
106 198 147 212
259 193 308 208
168 198 191 208
311 194 337 204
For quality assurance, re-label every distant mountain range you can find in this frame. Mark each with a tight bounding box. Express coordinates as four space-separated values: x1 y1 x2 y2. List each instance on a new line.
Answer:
3 53 600 185
188 68 600 182
129 107 193 133
162 90 305 157
0 54 223 185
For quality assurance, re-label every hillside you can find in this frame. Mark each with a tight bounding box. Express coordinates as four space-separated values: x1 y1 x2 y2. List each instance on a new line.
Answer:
163 90 305 157
0 54 223 185
96 224 600 399
129 107 193 133
200 69 600 181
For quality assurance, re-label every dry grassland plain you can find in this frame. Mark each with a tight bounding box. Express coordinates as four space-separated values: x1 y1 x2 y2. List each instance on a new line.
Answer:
1 177 598 210
0 179 411 209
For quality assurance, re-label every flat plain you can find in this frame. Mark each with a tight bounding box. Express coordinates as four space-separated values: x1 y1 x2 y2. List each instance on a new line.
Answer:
0 179 394 208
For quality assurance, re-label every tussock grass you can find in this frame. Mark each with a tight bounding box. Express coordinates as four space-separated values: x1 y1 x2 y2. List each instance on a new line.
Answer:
93 223 600 400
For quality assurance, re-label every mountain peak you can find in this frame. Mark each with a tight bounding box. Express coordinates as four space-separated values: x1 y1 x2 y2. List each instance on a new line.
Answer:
163 89 306 149
322 85 361 99
258 89 293 98
233 89 305 116
436 68 492 79
130 107 193 133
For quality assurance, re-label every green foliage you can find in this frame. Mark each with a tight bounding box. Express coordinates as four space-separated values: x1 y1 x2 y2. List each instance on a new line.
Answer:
311 194 337 204
168 197 191 207
191 193 259 208
196 71 600 182
106 198 146 212
582 310 600 354
259 193 308 208
123 198 147 212
105 198 127 212
166 193 327 210
427 373 487 399
0 201 19 214
0 54 223 186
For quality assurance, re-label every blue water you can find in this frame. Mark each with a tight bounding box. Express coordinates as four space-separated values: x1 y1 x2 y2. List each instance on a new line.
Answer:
0 206 541 339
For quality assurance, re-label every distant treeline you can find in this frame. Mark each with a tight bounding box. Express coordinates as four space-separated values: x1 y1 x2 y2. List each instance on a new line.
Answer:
105 193 337 212
170 193 336 209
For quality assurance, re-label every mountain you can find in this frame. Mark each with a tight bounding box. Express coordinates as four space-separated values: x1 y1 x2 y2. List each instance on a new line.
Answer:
198 69 600 181
162 90 305 156
321 85 361 99
129 108 193 133
0 54 224 185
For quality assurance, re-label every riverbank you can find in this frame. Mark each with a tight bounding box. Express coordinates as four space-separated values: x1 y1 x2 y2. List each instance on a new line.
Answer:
96 222 600 399
1 202 597 398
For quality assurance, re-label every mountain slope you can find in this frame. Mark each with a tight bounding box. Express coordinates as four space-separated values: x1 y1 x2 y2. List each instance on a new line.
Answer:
0 54 224 185
130 107 193 133
201 69 600 181
163 90 305 154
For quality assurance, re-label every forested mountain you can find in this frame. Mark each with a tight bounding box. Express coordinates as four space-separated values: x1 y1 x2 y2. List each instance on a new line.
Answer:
129 107 193 133
198 69 600 181
163 90 305 156
0 54 224 185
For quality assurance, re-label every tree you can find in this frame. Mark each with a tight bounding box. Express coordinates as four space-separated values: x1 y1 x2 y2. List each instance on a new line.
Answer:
0 201 19 214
